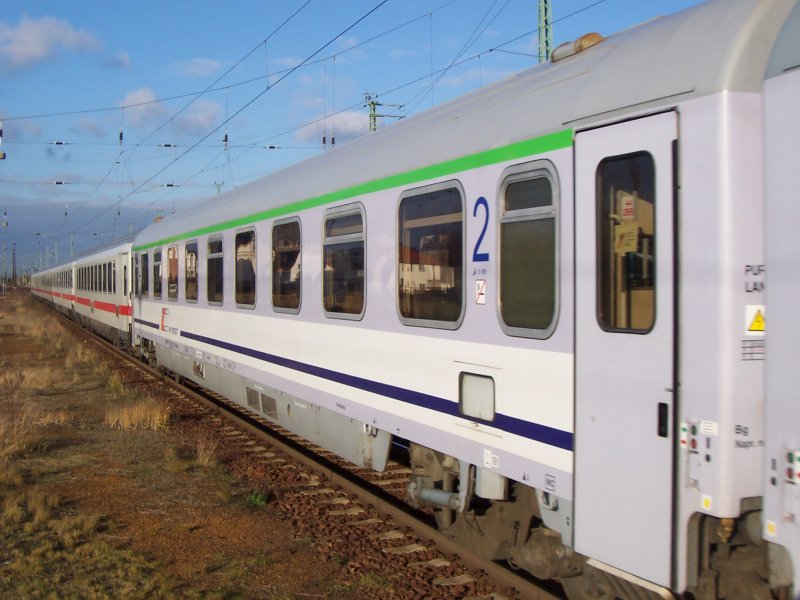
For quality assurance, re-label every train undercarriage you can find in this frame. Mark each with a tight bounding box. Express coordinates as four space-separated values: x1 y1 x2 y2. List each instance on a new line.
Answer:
404 442 792 600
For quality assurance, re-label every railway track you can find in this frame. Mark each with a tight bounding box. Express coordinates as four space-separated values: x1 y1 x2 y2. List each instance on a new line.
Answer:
54 307 563 600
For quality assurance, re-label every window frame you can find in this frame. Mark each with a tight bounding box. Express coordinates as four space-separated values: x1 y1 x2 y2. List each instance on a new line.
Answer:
322 203 366 320
206 236 224 306
497 160 560 339
140 251 150 298
396 180 465 330
595 151 656 334
152 249 162 299
184 240 198 303
167 244 179 301
272 217 302 315
234 228 257 309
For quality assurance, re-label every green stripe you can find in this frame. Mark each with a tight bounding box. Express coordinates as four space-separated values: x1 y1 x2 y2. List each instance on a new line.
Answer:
134 128 573 251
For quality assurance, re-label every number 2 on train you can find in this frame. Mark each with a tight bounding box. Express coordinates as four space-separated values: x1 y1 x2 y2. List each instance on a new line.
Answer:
472 196 490 263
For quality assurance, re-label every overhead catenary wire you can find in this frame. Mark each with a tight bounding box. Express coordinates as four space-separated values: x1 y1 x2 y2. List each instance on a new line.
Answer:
6 0 613 257
87 0 392 234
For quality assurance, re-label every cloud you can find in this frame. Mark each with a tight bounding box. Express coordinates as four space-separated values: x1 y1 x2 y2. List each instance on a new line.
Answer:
170 58 223 78
2 118 42 139
296 109 368 145
0 16 100 73
70 117 106 139
121 87 169 129
389 48 416 60
44 146 73 162
338 36 358 50
104 51 131 70
120 88 221 137
175 99 222 136
439 66 514 89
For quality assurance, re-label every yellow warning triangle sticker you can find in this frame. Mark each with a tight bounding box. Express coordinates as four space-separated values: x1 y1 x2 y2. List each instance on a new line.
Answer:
748 309 765 332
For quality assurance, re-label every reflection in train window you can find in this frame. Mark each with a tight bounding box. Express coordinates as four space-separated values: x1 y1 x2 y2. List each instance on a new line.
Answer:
500 164 558 336
323 206 365 317
185 241 198 302
153 250 163 299
235 230 256 307
596 152 655 332
167 245 178 300
207 238 224 305
398 184 463 326
272 219 301 313
144 256 148 296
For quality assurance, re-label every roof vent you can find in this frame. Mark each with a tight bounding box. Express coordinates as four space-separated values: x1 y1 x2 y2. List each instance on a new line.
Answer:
551 32 605 62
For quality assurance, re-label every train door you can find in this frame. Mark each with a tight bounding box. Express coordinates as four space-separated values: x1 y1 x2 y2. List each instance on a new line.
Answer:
763 5 800 592
574 111 677 587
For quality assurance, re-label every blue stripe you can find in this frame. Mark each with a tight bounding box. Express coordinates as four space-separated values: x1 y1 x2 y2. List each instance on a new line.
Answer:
180 329 573 452
135 318 160 329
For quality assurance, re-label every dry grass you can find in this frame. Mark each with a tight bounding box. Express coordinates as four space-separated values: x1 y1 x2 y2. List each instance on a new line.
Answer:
0 368 23 388
18 366 75 393
195 436 219 467
19 366 57 391
107 370 127 397
0 473 173 597
65 342 95 368
104 396 171 431
91 360 112 379
0 402 72 462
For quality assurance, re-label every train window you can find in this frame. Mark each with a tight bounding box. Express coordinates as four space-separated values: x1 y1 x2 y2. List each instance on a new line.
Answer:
167 245 178 301
153 250 162 299
134 256 139 296
141 252 149 297
104 262 111 294
272 218 301 313
235 230 256 307
185 241 198 302
207 237 224 305
499 162 558 337
398 183 464 328
112 262 117 294
323 205 365 318
596 152 655 332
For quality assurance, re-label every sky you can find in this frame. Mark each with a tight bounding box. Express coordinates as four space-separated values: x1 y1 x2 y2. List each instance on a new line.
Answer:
0 0 703 275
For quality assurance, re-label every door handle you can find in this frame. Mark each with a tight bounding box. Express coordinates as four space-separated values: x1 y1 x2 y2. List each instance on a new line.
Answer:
658 402 669 438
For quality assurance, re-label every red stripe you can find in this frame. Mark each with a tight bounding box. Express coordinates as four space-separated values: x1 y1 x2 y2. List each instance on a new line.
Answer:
76 297 91 307
119 306 132 316
93 300 118 314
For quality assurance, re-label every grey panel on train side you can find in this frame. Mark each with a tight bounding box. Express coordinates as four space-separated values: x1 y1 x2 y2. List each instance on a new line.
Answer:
244 383 391 472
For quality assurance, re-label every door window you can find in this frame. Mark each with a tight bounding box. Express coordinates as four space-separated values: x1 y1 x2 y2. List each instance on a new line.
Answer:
596 152 656 332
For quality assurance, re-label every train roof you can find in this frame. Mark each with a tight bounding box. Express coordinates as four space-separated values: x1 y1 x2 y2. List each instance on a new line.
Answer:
134 0 795 250
33 236 135 277
766 1 800 79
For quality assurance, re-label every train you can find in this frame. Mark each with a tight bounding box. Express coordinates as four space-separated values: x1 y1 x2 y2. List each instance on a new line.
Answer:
31 0 800 597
